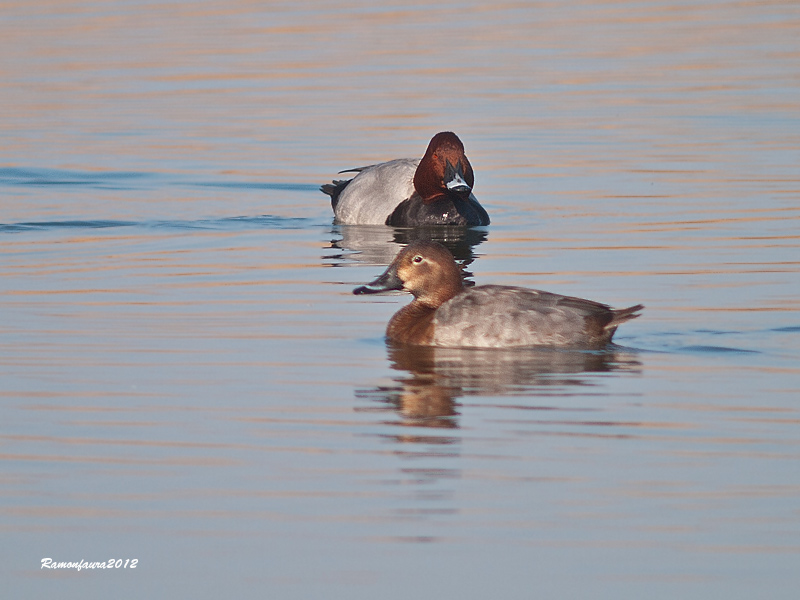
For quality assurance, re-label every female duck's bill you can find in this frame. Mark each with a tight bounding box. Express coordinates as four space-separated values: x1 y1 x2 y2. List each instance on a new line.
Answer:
322 132 490 227
354 241 644 349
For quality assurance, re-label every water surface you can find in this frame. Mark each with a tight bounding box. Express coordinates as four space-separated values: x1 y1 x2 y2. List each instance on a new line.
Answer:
1 1 799 599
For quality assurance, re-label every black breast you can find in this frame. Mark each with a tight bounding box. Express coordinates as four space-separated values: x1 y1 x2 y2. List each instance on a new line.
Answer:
385 194 490 227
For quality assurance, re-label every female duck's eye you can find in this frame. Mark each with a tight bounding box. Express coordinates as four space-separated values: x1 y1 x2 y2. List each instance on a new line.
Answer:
412 255 423 264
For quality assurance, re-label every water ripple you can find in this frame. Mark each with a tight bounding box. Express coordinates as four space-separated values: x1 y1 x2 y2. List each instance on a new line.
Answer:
0 215 313 233
0 167 316 193
678 345 760 355
771 326 800 333
194 181 319 192
0 167 153 189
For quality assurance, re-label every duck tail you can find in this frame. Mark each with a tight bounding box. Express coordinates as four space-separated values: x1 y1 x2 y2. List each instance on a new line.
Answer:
607 304 644 329
319 178 352 210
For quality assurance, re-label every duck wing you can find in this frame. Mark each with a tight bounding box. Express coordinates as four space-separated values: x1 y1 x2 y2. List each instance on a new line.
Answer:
432 285 642 348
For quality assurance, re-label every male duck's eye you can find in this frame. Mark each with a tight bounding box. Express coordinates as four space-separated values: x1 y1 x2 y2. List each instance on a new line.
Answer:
412 255 423 264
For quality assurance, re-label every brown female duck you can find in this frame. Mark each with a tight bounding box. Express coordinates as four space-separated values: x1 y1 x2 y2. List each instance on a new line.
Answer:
354 241 643 348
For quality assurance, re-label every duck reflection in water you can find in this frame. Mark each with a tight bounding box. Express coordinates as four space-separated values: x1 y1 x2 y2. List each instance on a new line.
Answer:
356 343 642 433
328 224 488 275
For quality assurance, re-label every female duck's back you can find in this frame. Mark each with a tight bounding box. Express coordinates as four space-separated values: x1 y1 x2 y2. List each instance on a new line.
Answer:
432 285 642 348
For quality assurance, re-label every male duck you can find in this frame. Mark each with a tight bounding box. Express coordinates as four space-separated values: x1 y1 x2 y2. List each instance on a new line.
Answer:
354 241 643 348
321 132 490 227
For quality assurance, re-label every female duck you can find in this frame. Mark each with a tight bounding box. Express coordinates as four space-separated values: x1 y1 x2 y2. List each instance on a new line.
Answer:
321 132 490 227
354 241 643 348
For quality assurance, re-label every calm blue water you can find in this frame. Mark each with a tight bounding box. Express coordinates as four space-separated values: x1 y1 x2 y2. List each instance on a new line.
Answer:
1 1 799 599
